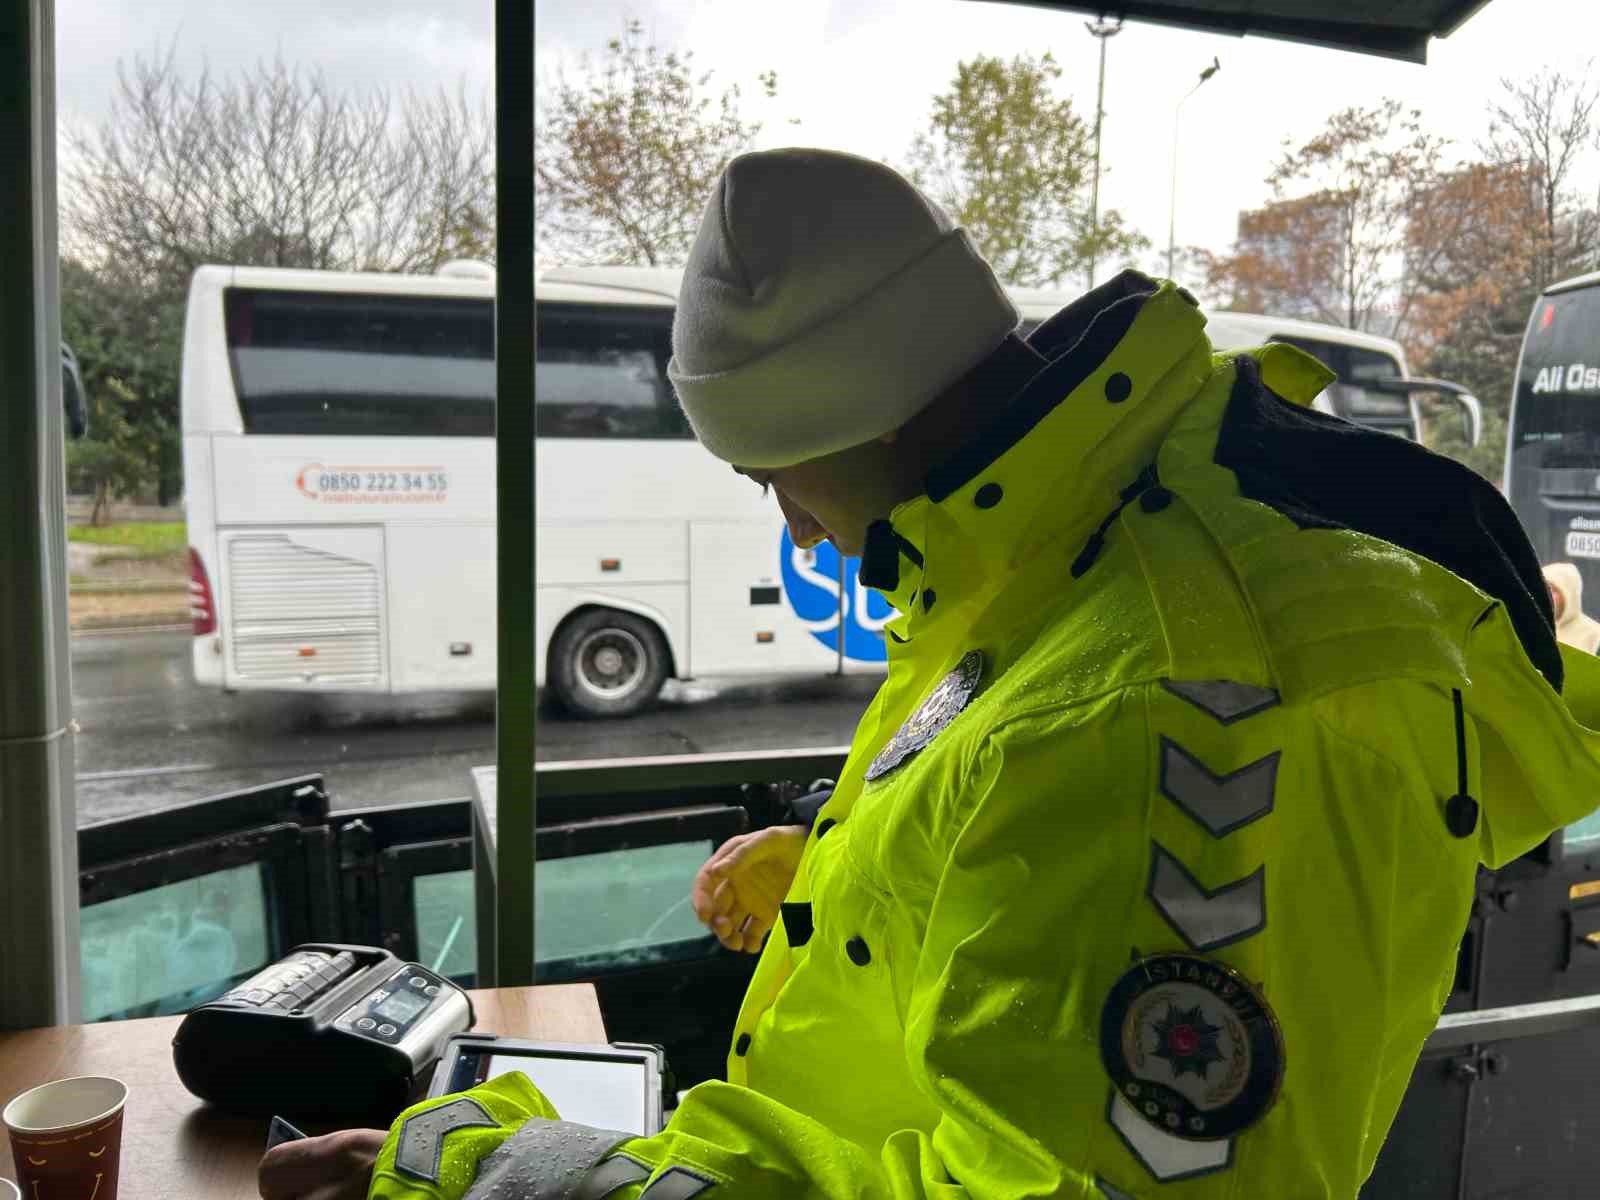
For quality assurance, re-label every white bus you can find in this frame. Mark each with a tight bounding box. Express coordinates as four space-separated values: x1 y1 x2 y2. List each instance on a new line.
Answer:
182 265 1480 717
183 262 905 718
1202 310 1482 445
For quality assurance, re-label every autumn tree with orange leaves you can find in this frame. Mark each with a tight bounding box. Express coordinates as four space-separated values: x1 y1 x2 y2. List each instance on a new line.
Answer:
1195 81 1600 481
1196 99 1447 341
1409 70 1600 477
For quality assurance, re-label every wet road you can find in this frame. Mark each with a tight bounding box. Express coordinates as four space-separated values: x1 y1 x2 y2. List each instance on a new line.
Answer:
71 629 878 826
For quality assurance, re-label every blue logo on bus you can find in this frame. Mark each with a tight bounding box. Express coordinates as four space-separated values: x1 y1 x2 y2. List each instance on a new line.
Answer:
779 530 897 662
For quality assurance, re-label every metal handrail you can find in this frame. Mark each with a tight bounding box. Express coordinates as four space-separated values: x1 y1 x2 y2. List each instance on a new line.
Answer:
536 746 851 799
1425 992 1600 1052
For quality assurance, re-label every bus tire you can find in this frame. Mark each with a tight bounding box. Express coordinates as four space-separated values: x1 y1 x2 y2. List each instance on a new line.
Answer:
549 609 669 719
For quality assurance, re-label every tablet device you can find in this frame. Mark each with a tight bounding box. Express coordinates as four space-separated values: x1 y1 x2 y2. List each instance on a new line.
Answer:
264 1115 308 1151
428 1036 668 1135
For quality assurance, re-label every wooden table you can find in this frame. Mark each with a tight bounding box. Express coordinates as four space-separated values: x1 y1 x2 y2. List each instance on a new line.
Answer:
0 985 604 1199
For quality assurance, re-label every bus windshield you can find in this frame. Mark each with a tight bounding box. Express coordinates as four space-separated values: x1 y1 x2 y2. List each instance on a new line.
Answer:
1270 335 1413 435
1507 285 1600 605
1510 286 1600 470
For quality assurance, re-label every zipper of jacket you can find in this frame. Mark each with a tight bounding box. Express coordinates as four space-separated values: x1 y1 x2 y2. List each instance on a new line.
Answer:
1070 463 1161 579
1446 687 1480 839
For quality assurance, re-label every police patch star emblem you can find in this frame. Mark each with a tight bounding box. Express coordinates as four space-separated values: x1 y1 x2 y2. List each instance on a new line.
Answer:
865 650 985 781
1099 953 1285 1141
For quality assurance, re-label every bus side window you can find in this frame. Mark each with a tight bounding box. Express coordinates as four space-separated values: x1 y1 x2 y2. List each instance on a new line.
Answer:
535 304 685 439
224 288 495 437
1268 335 1412 437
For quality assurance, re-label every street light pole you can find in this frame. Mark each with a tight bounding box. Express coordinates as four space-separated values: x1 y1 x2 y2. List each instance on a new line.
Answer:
1085 17 1123 290
1166 56 1220 280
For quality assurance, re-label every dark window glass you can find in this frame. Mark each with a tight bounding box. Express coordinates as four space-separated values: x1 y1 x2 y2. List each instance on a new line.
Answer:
534 304 689 439
1270 335 1410 429
225 290 689 439
225 288 495 436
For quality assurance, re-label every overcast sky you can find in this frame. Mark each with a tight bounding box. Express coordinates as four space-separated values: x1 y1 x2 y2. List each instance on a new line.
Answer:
56 0 1600 286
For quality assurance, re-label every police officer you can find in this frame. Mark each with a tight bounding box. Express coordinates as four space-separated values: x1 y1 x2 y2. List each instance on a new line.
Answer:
261 149 1600 1200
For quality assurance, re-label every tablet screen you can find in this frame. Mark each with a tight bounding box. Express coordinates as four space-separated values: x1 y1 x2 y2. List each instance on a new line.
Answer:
483 1053 650 1134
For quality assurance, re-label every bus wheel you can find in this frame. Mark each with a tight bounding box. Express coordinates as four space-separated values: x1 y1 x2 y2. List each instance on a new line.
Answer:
550 610 669 719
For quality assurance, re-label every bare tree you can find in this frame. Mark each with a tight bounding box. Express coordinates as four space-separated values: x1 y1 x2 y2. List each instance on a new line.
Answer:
59 48 494 501
63 47 494 282
1481 67 1600 287
535 20 773 266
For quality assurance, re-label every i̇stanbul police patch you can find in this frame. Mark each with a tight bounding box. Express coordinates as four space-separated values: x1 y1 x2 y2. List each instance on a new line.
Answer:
1099 953 1284 1142
865 650 985 781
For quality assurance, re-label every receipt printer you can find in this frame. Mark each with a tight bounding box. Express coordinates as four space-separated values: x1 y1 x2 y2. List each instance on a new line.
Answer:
173 944 474 1122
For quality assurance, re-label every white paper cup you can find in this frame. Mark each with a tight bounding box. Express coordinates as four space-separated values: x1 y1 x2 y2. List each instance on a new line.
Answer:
1 1177 21 1199
3 1076 127 1200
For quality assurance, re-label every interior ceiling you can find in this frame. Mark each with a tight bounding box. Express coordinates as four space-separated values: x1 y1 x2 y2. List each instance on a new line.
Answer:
985 0 1495 62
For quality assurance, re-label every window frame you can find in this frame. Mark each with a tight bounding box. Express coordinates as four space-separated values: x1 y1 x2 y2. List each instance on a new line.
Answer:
327 796 474 970
494 0 539 984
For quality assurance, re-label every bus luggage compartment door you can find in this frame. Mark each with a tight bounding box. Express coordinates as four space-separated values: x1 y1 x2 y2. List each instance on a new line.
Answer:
219 527 388 690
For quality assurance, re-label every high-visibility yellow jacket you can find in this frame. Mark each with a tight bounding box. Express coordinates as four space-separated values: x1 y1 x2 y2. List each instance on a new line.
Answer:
380 273 1600 1200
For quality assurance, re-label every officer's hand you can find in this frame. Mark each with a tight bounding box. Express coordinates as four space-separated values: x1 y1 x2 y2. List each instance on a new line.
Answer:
259 1127 386 1200
691 824 808 953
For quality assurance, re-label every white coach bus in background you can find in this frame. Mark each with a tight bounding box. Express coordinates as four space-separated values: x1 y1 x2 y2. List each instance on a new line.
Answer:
182 262 901 718
182 265 1482 717
1202 310 1483 446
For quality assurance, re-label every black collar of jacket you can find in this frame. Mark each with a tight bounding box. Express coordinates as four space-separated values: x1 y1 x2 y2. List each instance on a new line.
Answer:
925 269 1160 503
856 269 1160 594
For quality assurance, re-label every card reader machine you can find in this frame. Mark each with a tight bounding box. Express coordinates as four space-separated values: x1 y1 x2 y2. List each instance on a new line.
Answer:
173 944 474 1123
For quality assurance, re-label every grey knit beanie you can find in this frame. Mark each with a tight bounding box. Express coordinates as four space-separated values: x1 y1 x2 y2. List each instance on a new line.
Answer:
667 148 1019 468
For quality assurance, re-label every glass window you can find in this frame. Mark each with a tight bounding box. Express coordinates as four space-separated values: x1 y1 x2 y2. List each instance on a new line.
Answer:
64 1 500 1023
1566 810 1600 856
225 289 496 437
415 870 479 980
535 304 688 439
80 864 271 1021
536 841 716 973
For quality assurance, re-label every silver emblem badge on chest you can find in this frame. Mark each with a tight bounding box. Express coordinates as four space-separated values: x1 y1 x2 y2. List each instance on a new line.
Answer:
865 650 986 781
